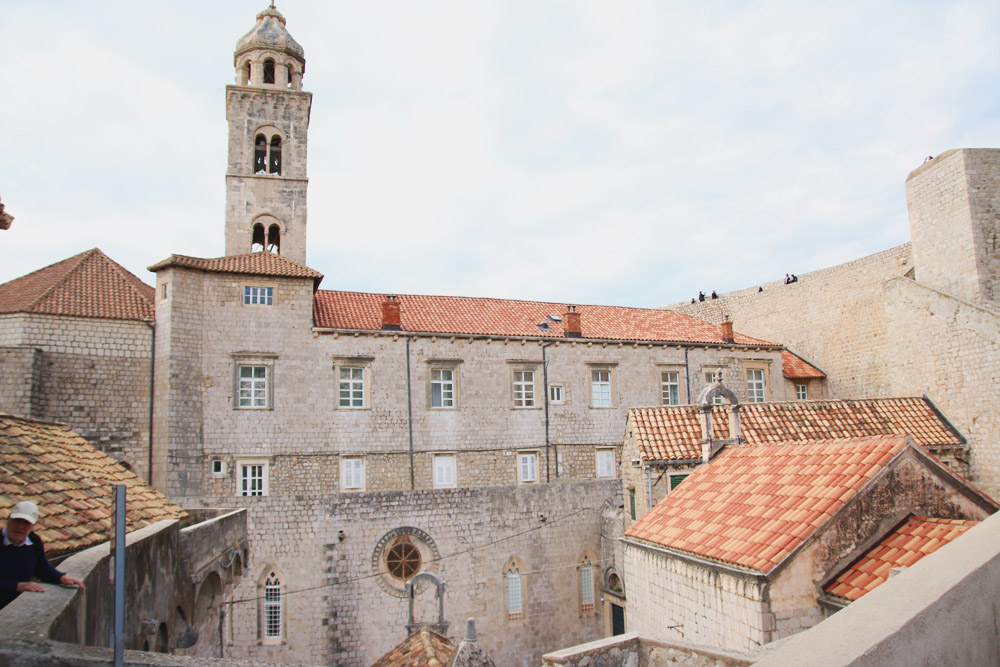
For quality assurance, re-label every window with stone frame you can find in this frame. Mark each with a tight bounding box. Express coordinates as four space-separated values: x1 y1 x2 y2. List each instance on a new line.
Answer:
433 453 456 488
596 448 616 478
591 369 612 407
796 383 809 400
518 452 538 483
513 369 536 408
341 456 364 491
579 557 595 613
238 460 269 496
339 367 365 408
661 370 681 405
505 560 523 620
259 567 283 644
549 384 564 404
746 368 766 402
237 365 269 408
428 365 458 408
243 285 274 305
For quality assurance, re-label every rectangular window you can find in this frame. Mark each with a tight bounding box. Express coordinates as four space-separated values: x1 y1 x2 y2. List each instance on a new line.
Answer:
341 457 364 490
796 383 808 400
264 580 281 639
591 370 612 407
549 384 563 404
705 371 725 404
580 563 594 613
238 365 268 408
240 462 267 496
669 473 688 492
513 370 535 407
747 368 766 403
434 454 456 488
243 286 273 305
211 459 225 476
160 282 169 301
338 367 365 408
629 489 636 520
506 570 523 620
661 371 680 405
518 452 538 483
430 369 454 408
596 449 615 478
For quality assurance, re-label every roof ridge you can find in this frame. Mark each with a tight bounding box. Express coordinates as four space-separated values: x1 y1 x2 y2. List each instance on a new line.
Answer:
10 248 97 313
88 248 156 308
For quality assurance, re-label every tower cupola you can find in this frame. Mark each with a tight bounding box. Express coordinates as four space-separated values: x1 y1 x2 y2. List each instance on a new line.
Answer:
234 5 306 90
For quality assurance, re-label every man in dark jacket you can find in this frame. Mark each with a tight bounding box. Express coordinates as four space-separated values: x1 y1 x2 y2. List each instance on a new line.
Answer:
1 500 85 609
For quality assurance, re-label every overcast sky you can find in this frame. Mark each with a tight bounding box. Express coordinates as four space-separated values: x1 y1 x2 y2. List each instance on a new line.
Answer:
2 1 998 307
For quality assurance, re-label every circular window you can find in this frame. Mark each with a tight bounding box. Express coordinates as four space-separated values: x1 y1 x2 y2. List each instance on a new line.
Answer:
386 541 421 580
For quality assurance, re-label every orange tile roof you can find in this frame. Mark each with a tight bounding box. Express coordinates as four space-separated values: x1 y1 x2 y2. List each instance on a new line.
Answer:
0 414 186 557
0 248 154 321
624 436 909 573
824 516 978 602
314 290 779 345
629 397 964 463
147 252 324 281
782 350 826 379
370 627 455 667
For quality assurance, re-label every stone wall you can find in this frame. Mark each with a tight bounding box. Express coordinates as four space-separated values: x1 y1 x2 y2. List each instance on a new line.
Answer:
542 633 753 667
0 312 152 476
190 479 620 667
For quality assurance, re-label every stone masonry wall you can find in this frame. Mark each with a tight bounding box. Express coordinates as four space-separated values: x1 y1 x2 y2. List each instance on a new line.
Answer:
0 312 152 475
622 541 768 653
192 479 620 667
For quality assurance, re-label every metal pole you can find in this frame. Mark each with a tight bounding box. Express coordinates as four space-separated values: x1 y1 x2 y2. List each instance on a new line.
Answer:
113 484 125 667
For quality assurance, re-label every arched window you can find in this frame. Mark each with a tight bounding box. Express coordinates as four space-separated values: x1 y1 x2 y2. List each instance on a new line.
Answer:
579 556 595 613
254 135 267 174
241 61 251 86
263 59 275 85
505 561 522 620
251 223 266 253
260 568 283 643
267 224 281 254
269 136 282 174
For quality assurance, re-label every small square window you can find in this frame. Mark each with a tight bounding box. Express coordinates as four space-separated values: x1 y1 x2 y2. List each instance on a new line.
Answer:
341 457 365 491
518 452 538 483
549 385 564 404
591 370 612 407
668 473 688 492
211 459 225 476
596 449 616 478
434 454 456 488
243 286 274 306
513 370 535 408
239 461 268 496
796 383 808 400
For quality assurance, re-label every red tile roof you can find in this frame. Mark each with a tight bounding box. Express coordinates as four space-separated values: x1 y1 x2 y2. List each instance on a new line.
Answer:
0 248 154 321
824 516 978 602
0 414 186 557
314 291 778 345
629 397 964 463
147 252 324 281
625 436 909 573
782 350 826 379
370 627 455 667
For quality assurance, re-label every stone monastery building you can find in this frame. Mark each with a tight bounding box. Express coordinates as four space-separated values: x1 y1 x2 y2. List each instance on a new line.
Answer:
1 5 997 666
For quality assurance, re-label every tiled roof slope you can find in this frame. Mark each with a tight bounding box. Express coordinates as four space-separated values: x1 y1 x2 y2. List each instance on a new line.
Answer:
0 414 186 557
782 350 826 379
0 248 154 321
625 436 908 573
824 516 978 602
629 397 963 463
314 290 778 344
148 252 323 281
370 627 455 667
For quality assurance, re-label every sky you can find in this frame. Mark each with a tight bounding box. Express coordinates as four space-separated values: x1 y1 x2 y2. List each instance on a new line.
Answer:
1 1 998 308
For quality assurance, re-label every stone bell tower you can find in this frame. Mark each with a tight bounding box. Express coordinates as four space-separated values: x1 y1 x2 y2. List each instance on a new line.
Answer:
225 5 312 264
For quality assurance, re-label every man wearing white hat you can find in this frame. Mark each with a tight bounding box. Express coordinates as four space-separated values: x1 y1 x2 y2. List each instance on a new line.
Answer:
1 500 85 609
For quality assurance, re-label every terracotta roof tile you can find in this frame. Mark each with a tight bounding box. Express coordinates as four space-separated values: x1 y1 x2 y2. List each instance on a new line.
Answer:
0 414 187 557
824 516 978 602
625 436 909 573
629 397 963 463
781 350 826 379
0 249 154 321
314 290 779 344
147 252 323 281
370 627 456 667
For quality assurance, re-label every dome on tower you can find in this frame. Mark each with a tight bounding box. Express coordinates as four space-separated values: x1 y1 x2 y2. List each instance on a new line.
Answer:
234 5 305 65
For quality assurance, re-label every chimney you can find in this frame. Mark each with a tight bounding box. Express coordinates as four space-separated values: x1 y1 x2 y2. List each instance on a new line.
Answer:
381 295 401 331
563 305 582 338
721 317 734 344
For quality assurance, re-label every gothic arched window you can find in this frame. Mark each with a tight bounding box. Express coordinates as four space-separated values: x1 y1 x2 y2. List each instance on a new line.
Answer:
505 560 523 620
254 135 267 174
263 59 275 85
259 568 283 643
269 136 282 174
579 556 595 613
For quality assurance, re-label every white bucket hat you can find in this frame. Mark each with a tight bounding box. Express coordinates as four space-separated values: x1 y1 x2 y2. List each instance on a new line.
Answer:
9 500 39 524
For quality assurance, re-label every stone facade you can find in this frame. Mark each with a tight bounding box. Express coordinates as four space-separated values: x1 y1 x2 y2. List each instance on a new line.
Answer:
0 312 152 474
671 149 1000 495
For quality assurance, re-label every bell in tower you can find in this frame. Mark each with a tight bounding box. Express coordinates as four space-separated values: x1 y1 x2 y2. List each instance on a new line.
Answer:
224 5 312 265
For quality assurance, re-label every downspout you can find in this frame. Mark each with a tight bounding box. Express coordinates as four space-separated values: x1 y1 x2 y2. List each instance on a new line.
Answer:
647 465 654 510
542 342 555 482
683 347 691 404
406 336 415 490
145 320 155 486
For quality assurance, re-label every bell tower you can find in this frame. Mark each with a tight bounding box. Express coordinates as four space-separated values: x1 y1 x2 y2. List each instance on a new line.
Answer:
225 5 312 264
